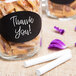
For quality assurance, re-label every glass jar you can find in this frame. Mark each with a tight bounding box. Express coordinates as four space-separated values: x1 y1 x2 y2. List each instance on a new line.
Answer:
46 0 76 20
0 0 42 60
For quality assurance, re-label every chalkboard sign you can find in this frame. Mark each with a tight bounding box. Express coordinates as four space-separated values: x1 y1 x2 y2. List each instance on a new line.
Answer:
0 11 42 43
50 0 74 4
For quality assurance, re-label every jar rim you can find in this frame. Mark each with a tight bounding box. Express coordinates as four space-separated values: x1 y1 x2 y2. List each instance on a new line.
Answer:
0 0 17 3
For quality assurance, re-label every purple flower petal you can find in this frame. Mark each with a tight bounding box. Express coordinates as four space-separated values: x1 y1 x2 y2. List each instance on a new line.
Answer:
59 29 65 35
48 39 66 50
75 43 76 47
75 26 76 31
54 26 65 35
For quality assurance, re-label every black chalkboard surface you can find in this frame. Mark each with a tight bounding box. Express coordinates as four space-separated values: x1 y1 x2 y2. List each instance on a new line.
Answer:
0 11 42 43
51 0 74 4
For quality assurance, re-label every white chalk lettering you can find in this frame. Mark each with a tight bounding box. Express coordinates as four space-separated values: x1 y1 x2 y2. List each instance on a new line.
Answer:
10 16 34 39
